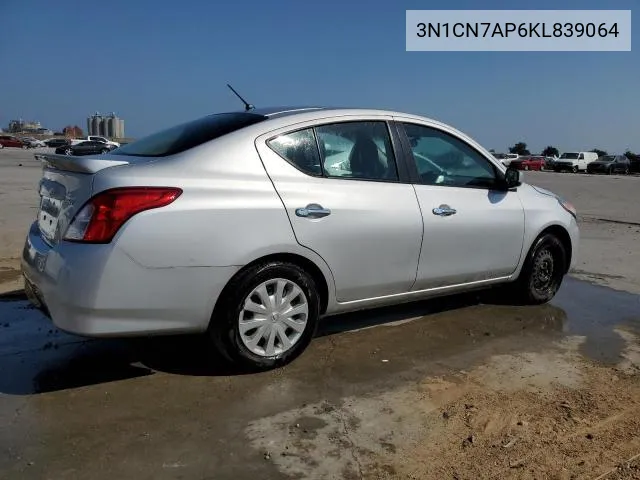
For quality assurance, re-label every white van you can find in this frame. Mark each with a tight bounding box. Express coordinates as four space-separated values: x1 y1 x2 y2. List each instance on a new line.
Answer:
554 151 599 173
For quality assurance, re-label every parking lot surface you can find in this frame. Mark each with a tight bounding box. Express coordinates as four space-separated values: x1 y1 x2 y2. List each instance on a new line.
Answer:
1 148 639 479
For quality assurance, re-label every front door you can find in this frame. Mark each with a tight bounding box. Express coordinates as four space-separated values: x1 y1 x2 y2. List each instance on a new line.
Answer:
396 121 525 290
256 118 423 302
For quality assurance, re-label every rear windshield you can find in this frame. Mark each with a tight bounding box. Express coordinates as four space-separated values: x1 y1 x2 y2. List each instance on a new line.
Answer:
111 112 267 157
560 153 579 159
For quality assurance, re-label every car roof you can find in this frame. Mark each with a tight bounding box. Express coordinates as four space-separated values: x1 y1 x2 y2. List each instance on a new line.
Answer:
222 106 438 122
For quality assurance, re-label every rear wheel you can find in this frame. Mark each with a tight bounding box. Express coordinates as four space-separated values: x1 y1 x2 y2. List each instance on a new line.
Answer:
624 167 630 175
100 149 109 154
64 148 73 156
511 233 567 304
524 165 529 171
209 261 320 371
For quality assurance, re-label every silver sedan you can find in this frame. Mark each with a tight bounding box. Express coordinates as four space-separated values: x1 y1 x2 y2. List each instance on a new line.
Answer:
21 107 579 370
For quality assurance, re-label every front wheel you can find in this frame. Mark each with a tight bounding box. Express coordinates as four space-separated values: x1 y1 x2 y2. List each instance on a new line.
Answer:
100 149 109 154
64 148 73 156
209 261 320 371
511 233 567 304
572 165 579 173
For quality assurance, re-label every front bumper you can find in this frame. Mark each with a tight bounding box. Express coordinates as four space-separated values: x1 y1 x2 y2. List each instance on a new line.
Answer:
554 163 575 171
21 221 239 337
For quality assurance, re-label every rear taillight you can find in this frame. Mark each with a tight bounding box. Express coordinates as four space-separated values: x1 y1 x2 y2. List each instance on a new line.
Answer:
64 187 182 243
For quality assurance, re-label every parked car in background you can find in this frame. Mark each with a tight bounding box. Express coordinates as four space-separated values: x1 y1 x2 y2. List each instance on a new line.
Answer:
544 156 556 170
44 138 71 148
501 153 519 166
510 155 546 171
70 136 120 148
0 135 28 149
628 154 640 174
20 137 47 148
554 151 599 173
55 140 118 156
22 106 579 370
586 155 631 175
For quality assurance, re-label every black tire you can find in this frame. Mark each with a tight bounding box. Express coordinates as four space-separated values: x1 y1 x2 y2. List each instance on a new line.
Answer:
624 167 630 175
511 233 567 305
64 148 73 156
208 260 320 371
572 165 579 173
100 149 109 154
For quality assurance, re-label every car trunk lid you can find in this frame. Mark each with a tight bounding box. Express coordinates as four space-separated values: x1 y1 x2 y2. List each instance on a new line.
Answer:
34 153 131 245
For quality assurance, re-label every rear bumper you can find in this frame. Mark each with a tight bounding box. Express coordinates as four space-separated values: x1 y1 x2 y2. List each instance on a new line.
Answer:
21 222 239 337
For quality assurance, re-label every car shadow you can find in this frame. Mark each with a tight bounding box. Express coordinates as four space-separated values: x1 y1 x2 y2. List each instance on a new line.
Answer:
0 288 494 395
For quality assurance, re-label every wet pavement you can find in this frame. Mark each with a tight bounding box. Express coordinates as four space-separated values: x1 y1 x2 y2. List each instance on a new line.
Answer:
0 277 639 479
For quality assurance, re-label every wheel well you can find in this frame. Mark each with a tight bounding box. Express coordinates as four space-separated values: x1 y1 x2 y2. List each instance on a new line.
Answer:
539 225 572 273
222 253 330 315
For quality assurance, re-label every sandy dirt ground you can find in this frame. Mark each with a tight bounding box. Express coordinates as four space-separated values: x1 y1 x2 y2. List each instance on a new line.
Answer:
0 148 639 479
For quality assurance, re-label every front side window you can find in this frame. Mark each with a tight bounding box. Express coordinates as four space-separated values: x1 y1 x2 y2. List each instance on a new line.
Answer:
402 123 498 189
315 121 398 181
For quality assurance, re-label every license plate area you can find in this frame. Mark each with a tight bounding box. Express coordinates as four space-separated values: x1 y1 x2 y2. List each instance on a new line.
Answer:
38 196 63 242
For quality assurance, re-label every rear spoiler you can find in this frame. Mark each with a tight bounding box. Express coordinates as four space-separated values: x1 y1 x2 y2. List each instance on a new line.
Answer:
34 153 129 174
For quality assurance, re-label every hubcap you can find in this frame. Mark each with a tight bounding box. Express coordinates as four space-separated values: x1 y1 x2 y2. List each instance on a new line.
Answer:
532 249 555 293
238 278 308 357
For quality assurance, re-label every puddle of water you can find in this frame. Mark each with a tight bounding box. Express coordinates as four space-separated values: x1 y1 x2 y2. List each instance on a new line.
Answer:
551 277 640 364
0 276 637 396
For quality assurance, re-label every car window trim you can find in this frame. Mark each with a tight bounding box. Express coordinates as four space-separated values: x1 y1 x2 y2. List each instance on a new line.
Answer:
265 119 412 184
394 120 505 191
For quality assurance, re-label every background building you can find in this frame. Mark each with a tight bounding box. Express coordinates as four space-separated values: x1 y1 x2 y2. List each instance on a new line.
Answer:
86 112 125 138
8 119 44 133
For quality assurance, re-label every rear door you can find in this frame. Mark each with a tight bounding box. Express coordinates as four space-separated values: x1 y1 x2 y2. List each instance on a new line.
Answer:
256 117 423 303
395 120 525 290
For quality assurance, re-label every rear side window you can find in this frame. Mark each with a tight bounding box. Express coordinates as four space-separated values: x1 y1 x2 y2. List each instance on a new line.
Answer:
267 121 399 182
268 129 322 176
111 112 267 157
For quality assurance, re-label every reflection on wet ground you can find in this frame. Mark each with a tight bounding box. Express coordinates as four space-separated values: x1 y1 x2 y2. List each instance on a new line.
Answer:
0 277 638 478
0 277 638 395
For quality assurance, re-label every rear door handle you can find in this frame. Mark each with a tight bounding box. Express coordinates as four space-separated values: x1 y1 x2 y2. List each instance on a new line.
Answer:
432 204 457 217
296 203 331 219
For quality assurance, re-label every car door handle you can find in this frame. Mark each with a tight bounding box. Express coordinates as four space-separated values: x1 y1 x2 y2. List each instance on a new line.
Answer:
295 204 331 219
432 204 457 216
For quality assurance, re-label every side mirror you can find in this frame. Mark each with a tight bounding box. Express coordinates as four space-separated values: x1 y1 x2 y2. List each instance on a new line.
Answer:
504 167 521 189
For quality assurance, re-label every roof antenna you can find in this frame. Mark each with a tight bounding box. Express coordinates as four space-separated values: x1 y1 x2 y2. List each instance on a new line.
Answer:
227 84 255 111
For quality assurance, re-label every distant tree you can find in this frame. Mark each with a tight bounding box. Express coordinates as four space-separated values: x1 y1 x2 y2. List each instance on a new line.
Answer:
590 148 608 157
489 148 496 153
624 150 636 160
63 125 83 138
509 142 530 155
541 146 559 157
